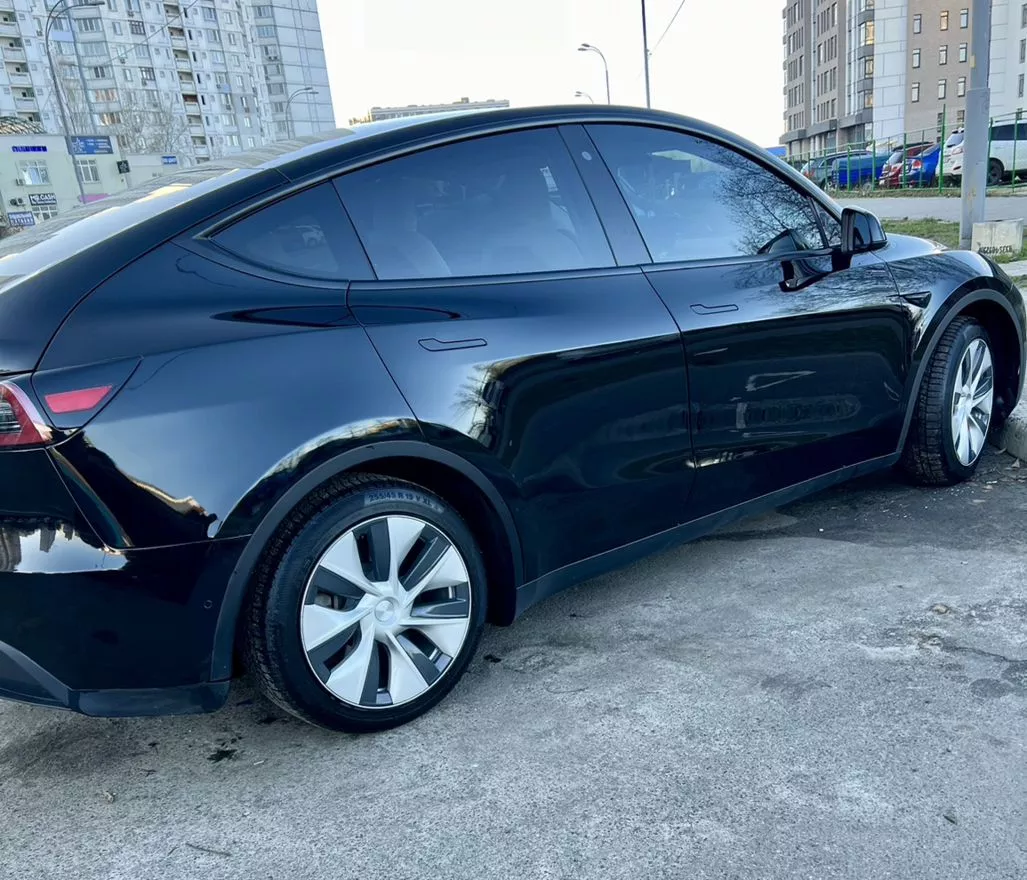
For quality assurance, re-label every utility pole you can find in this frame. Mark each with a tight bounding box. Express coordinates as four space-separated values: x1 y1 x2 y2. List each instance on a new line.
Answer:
959 0 992 249
641 0 652 108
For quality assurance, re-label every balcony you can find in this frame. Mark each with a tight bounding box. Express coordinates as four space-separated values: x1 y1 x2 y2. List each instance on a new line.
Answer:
7 71 29 87
0 21 18 39
183 101 200 114
0 1 15 10
171 35 186 50
3 46 25 62
193 144 210 158
189 123 204 135
176 58 190 71
15 96 37 110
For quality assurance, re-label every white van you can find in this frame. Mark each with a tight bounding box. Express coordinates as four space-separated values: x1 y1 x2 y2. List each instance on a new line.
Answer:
943 122 1027 185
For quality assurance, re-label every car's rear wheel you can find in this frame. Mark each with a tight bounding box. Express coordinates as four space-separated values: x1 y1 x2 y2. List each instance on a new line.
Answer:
244 475 487 732
901 316 995 485
987 159 1004 186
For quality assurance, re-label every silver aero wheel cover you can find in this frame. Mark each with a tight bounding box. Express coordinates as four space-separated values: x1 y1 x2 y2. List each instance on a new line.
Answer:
300 515 472 709
951 336 994 467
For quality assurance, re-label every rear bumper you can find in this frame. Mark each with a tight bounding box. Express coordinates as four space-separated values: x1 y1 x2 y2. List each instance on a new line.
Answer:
0 639 228 715
0 447 245 717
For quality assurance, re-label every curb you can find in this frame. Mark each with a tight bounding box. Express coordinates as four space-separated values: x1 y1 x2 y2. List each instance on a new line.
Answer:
999 397 1027 462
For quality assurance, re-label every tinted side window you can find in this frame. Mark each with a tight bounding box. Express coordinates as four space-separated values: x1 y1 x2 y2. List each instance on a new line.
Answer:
335 128 615 280
586 124 826 263
991 124 1015 141
213 182 367 279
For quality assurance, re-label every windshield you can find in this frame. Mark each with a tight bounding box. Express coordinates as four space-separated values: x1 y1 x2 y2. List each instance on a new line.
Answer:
945 132 965 148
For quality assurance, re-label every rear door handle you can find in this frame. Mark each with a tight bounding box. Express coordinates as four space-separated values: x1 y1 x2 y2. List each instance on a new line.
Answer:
690 303 739 316
418 337 488 352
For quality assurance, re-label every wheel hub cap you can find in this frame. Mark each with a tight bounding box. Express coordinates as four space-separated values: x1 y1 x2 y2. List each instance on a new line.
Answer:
950 337 994 467
300 514 472 709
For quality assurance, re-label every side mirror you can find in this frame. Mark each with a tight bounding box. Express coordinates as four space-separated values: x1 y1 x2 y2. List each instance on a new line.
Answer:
840 206 887 254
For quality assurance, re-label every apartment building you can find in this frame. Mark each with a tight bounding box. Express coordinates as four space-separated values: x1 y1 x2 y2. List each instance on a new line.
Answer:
365 97 512 123
782 0 1026 157
0 0 333 166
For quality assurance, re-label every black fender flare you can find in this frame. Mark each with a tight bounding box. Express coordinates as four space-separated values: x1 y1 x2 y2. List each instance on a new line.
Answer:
895 286 1025 453
208 440 524 681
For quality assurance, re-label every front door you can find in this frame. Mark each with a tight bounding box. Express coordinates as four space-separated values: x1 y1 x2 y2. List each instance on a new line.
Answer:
585 123 913 517
335 126 693 582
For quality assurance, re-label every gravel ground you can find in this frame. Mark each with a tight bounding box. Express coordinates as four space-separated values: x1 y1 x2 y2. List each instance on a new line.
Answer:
2 450 1026 880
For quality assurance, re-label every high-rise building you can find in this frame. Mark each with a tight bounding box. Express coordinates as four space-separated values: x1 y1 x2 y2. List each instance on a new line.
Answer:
365 97 511 123
781 1 1025 158
0 0 334 164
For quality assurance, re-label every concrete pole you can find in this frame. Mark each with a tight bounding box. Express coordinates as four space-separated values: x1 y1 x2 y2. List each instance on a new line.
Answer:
959 0 993 249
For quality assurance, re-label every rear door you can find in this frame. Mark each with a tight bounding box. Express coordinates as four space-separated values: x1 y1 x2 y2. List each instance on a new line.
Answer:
335 127 693 582
583 123 913 518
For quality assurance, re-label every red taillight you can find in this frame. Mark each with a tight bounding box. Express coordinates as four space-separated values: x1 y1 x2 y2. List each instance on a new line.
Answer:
0 381 52 448
44 385 113 415
912 160 923 171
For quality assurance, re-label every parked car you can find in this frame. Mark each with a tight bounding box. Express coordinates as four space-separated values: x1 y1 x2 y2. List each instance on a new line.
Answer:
878 143 932 188
944 122 1027 186
800 150 861 188
903 142 942 187
1 106 1023 732
828 151 890 190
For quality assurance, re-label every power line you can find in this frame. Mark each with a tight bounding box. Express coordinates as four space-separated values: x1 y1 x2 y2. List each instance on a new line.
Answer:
651 0 687 55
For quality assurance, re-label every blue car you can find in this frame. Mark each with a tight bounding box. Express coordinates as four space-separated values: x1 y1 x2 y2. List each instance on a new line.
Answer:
829 152 891 190
904 143 941 186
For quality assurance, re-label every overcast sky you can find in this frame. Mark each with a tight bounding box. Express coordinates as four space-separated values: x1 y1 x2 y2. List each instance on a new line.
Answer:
315 0 784 148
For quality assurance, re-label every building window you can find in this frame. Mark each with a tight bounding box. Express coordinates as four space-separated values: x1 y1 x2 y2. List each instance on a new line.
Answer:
122 67 132 82
913 13 922 34
912 49 921 69
938 79 947 99
1022 39 1026 63
207 29 220 42
134 43 149 59
254 5 273 17
202 6 217 21
16 160 49 185
863 57 874 77
1020 74 1025 98
90 65 110 79
937 111 945 130
129 20 144 36
960 43 969 62
957 76 966 97
140 66 155 83
74 158 100 184
941 11 949 30
957 109 966 126
32 206 57 223
859 20 874 46
1023 3 1027 28
76 16 100 33
111 20 121 35
246 136 255 147
960 8 969 28
107 0 118 9
863 92 873 109
939 45 948 65
256 25 276 38
911 82 920 102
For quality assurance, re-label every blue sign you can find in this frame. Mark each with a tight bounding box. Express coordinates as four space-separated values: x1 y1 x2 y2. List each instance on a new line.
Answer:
12 145 47 153
7 211 35 227
70 136 114 156
28 193 57 207
161 155 179 166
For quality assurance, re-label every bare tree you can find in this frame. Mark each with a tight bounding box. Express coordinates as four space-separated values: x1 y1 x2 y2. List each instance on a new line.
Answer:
106 88 191 156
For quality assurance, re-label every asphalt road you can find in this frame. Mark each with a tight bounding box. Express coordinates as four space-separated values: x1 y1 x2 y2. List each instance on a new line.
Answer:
841 195 1027 222
2 451 1026 880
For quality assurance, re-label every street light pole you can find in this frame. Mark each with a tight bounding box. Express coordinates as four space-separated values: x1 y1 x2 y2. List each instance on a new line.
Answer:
574 90 595 104
44 0 102 206
285 87 317 140
959 0 993 249
577 44 611 103
641 0 652 109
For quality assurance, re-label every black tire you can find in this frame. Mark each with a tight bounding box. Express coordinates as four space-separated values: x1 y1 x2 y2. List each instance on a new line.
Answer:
987 158 1004 187
901 317 993 486
244 475 487 732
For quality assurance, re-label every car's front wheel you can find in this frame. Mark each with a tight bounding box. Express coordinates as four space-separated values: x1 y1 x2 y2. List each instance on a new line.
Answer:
902 316 995 485
244 475 487 732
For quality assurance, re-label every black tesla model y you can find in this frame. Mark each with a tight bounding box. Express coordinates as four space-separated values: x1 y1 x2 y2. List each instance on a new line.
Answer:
0 107 1022 731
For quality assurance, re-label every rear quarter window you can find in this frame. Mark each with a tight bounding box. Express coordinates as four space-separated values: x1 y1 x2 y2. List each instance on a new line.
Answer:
211 182 370 280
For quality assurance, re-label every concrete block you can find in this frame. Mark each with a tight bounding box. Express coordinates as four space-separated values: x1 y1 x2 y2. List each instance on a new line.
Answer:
972 220 1024 259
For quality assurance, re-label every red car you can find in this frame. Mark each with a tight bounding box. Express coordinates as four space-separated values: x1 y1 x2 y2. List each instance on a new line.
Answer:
879 144 932 188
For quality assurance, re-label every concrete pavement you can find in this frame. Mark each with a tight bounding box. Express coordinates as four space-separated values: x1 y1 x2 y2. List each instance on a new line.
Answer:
841 195 1027 222
1 451 1025 880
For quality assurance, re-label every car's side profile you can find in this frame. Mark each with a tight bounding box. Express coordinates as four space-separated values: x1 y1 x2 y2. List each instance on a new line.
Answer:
0 106 1023 731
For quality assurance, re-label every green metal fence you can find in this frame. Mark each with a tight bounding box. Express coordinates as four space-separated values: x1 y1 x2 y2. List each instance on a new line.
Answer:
782 107 1027 194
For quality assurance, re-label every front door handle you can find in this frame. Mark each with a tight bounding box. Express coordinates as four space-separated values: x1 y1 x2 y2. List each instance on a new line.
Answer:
418 337 488 352
690 303 739 316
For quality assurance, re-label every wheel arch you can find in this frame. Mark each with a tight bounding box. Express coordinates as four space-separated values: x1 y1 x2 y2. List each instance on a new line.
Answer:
898 286 1024 452
209 441 524 681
